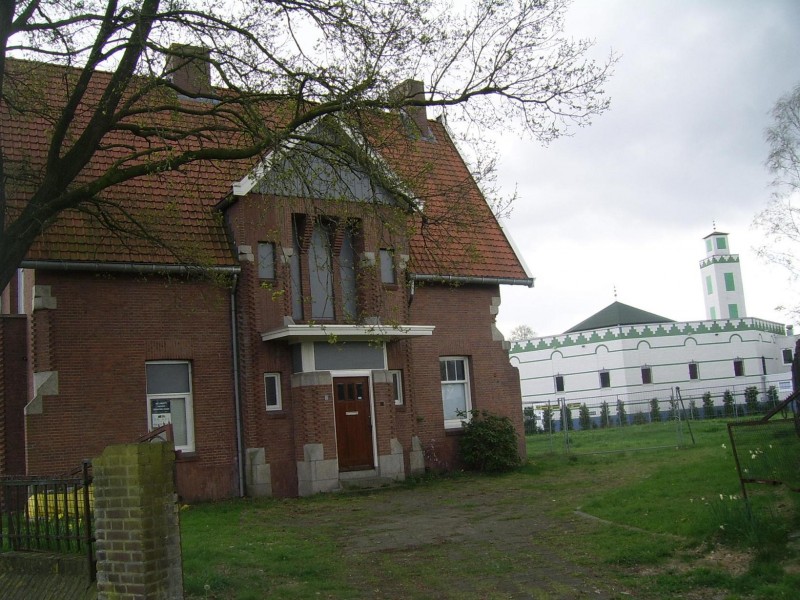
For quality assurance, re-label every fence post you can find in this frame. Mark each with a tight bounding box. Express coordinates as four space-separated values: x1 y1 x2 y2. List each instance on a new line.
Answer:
93 442 183 600
81 459 94 583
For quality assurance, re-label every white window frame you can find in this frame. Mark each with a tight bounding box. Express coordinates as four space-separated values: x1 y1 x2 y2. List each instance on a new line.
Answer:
145 360 195 453
264 373 282 411
257 242 276 280
440 356 472 429
379 248 396 284
390 370 404 406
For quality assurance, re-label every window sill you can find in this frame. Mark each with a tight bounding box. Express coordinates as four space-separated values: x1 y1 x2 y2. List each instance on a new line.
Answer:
265 410 287 419
175 451 198 462
444 427 465 436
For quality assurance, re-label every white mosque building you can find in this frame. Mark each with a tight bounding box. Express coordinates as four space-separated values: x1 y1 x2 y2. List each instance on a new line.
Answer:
509 230 798 423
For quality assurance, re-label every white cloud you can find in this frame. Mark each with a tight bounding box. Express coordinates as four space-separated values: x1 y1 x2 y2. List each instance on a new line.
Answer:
495 0 800 336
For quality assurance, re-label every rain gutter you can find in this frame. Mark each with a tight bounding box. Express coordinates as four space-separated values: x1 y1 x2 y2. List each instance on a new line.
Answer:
21 260 241 275
408 273 535 287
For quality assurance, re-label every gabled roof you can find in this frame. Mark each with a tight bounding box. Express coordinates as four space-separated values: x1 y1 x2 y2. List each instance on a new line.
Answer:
564 301 674 334
4 58 529 283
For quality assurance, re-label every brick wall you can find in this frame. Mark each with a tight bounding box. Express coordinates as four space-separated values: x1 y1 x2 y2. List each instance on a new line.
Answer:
25 271 238 501
408 283 525 468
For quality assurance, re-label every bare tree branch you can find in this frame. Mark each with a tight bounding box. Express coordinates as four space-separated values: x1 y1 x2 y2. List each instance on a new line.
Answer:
1 0 616 290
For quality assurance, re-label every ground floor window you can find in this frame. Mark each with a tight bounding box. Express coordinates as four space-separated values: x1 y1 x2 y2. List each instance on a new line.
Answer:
440 356 472 428
688 362 699 380
264 373 282 411
599 370 611 388
390 370 404 406
733 359 745 377
146 361 195 452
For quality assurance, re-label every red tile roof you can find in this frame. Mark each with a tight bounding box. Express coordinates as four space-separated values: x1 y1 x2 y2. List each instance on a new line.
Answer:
4 59 529 282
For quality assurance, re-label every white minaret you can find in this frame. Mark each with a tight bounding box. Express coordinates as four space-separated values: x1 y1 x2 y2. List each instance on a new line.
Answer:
699 230 747 320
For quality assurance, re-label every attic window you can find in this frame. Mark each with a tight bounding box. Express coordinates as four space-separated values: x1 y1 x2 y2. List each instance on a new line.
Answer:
258 242 275 279
380 249 396 284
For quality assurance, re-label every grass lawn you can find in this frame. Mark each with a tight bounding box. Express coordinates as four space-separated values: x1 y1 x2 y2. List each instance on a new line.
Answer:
181 419 800 599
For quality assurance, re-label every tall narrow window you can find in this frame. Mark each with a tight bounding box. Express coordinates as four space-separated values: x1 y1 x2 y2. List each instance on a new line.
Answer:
728 304 739 319
783 349 793 364
710 307 717 319
257 242 276 279
380 249 396 284
290 216 304 321
706 276 713 295
340 224 358 320
724 272 735 291
554 375 564 392
733 359 745 377
599 371 611 388
146 361 194 453
641 367 652 385
390 370 404 406
688 362 699 380
440 357 472 428
264 373 282 411
309 219 335 320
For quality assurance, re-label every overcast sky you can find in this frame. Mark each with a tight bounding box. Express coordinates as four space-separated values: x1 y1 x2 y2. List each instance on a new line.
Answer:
492 0 800 338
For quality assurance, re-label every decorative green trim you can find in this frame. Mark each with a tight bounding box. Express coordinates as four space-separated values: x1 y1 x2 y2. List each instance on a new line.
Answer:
699 255 739 268
509 317 786 354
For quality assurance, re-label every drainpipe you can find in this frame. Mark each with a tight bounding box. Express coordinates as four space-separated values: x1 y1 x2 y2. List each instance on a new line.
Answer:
230 274 245 497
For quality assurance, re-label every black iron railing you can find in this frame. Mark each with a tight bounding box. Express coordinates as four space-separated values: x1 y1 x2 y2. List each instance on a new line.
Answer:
0 460 94 581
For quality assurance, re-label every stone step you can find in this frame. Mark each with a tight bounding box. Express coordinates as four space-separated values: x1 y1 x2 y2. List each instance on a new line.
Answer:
339 474 397 491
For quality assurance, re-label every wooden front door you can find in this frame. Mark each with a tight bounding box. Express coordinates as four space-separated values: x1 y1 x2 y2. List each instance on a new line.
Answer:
333 377 374 471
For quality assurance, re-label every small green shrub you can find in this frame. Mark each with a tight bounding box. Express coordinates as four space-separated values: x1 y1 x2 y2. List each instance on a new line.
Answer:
616 399 627 426
744 386 760 414
723 390 735 417
703 391 716 418
599 401 611 428
542 405 554 433
649 397 662 422
578 403 592 430
767 386 779 410
459 410 521 473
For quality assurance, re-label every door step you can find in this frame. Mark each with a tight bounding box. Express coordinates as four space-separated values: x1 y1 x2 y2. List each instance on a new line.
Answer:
339 470 396 491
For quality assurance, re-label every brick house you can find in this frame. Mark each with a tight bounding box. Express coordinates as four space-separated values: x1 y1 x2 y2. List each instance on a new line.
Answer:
0 58 533 501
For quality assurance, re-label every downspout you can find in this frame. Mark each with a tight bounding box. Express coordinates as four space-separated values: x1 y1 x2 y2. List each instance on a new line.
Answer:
230 274 246 497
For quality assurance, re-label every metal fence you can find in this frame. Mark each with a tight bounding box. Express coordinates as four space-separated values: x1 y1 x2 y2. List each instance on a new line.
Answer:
523 382 790 434
728 391 800 500
0 461 95 581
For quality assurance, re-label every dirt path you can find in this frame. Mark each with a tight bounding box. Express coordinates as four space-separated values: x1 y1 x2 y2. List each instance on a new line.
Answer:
293 480 641 599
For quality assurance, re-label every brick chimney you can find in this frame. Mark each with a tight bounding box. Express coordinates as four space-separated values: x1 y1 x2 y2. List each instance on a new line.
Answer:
389 79 433 140
165 44 212 97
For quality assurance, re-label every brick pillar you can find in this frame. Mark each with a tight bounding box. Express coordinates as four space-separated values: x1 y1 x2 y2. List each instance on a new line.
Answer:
93 443 183 600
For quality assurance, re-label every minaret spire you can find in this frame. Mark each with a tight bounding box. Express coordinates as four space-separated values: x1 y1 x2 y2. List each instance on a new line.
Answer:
700 230 747 320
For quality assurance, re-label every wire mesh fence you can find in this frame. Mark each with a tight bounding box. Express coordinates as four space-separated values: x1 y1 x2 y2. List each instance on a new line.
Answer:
524 382 796 455
727 390 800 499
728 419 800 493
